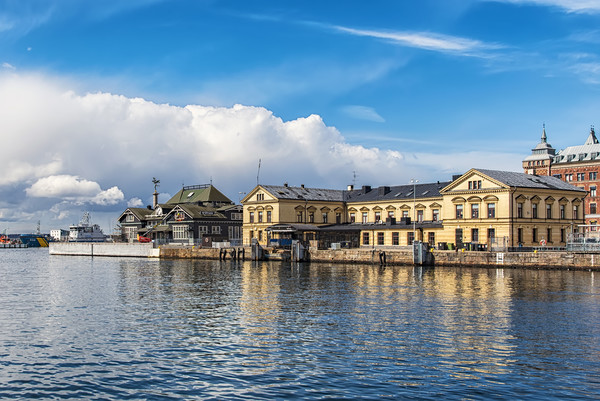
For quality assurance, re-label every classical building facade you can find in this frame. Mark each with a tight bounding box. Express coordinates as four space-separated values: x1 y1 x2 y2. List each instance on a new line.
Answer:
242 169 586 249
118 184 242 245
523 126 600 226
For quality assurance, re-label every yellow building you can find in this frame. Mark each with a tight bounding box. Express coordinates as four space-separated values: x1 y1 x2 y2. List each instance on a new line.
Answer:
242 169 586 249
241 184 347 246
439 169 586 248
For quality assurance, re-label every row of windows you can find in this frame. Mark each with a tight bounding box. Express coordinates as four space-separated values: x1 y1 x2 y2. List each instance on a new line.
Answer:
249 210 272 223
559 172 598 182
455 203 495 219
350 209 440 223
174 225 223 240
516 227 567 244
516 203 579 219
362 231 436 246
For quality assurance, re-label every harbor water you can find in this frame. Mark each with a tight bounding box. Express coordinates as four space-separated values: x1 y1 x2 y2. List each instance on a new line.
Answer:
1 249 599 400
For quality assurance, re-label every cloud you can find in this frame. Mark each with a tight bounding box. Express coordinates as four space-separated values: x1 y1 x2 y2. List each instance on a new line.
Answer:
128 197 144 207
25 175 123 205
492 0 600 13
2 63 15 70
341 105 385 123
0 71 520 232
332 25 503 56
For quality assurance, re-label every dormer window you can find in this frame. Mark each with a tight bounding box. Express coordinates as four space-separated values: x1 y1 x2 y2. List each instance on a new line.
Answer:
187 192 194 198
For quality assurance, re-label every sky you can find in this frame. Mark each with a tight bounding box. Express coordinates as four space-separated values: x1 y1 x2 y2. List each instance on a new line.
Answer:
2 0 600 234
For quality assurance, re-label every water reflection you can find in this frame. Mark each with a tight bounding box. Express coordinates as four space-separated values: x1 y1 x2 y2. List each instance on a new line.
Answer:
1 250 599 399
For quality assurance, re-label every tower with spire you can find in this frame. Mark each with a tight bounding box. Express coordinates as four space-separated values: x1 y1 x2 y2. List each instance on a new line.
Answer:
522 124 556 176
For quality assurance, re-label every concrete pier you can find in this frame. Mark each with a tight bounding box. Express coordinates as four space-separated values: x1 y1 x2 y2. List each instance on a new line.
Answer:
50 242 159 257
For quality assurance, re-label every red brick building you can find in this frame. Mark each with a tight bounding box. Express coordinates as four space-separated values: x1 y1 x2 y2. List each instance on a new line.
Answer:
523 126 598 227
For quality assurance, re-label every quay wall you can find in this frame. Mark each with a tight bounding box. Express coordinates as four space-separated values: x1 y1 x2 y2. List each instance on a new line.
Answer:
50 242 159 258
159 245 221 259
308 248 600 270
48 243 600 270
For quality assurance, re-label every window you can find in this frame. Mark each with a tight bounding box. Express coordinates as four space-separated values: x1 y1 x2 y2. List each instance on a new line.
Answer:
173 225 188 240
560 204 565 219
374 211 381 222
126 214 134 222
577 173 586 181
471 204 479 219
472 228 479 243
267 211 272 223
228 226 241 240
297 212 303 222
532 228 538 243
362 212 368 223
388 211 395 219
560 228 565 243
566 174 573 181
407 232 415 245
518 228 523 244
546 204 552 219
309 212 315 223
350 213 356 223
258 211 263 223
402 210 409 218
322 213 328 223
432 209 439 221
336 213 342 224
417 209 423 222
428 232 435 245
591 186 597 197
591 203 597 214
547 228 552 243
256 193 264 201
377 232 384 245
590 172 598 180
488 228 495 242
574 205 579 219
199 226 208 234
532 203 538 218
468 180 482 190
517 203 523 218
258 230 262 241
487 203 496 218
392 232 399 245
249 212 254 223
363 232 370 245
231 213 243 220
212 226 221 234
456 204 464 219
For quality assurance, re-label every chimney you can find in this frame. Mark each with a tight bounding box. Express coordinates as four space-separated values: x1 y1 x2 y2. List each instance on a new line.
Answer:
301 184 305 188
378 186 390 196
153 190 159 209
284 182 288 187
361 185 371 194
347 184 354 191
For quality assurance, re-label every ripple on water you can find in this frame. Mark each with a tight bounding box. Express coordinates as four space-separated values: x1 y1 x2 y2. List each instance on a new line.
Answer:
1 254 600 399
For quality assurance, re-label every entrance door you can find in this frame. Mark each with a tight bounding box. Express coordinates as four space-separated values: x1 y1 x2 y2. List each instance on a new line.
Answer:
455 228 463 248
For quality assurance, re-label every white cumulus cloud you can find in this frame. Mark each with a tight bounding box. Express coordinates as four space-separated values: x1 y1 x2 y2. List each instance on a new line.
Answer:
0 71 520 232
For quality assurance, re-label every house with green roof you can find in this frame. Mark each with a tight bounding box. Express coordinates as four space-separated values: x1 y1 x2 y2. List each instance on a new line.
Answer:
118 184 242 245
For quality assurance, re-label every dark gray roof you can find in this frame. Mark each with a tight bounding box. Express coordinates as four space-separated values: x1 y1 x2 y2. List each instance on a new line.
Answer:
476 169 587 192
345 181 450 203
262 185 347 201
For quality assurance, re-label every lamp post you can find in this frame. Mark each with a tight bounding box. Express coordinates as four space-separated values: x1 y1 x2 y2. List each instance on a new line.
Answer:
411 179 418 244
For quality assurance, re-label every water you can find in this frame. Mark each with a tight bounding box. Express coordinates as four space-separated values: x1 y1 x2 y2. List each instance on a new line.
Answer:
1 249 599 400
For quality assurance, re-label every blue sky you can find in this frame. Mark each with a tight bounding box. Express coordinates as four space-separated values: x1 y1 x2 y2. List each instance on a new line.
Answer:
1 0 600 233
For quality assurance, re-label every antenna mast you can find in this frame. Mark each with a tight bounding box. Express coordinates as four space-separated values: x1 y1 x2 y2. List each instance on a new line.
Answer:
257 159 261 186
